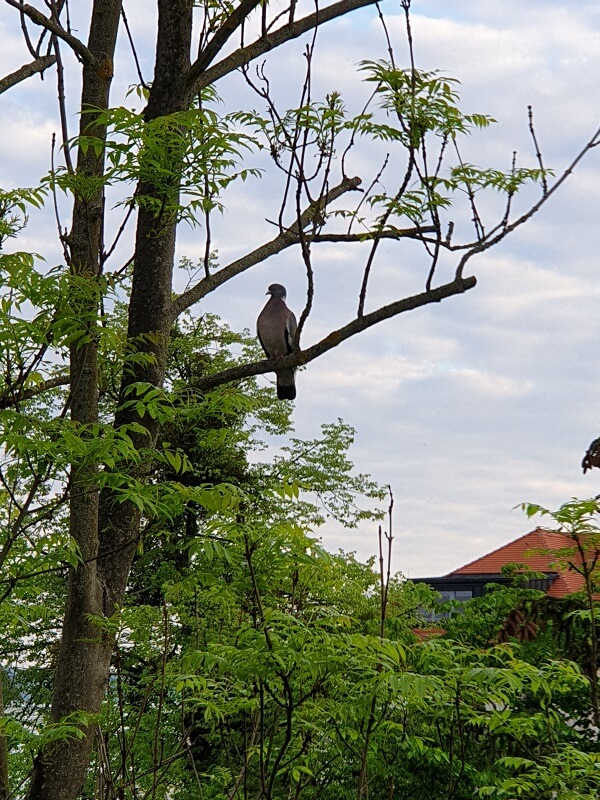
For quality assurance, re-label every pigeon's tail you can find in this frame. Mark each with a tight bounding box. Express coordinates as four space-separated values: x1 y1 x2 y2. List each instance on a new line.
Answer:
277 373 296 401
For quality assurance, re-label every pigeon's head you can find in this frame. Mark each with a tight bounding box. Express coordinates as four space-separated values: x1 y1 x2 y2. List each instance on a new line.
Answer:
266 283 287 299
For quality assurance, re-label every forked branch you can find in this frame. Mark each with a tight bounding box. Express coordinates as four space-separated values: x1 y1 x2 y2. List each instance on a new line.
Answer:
190 0 381 91
4 1 94 64
171 175 363 319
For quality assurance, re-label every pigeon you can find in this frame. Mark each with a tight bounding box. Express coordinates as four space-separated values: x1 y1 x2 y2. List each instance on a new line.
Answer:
257 283 298 400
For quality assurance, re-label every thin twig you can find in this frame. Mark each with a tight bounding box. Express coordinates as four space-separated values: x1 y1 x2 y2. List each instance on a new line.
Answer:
376 1 396 69
357 148 416 317
50 133 71 264
18 0 39 58
102 204 136 265
453 138 484 240
121 4 149 89
4 0 95 64
528 104 548 196
455 122 600 280
52 35 74 173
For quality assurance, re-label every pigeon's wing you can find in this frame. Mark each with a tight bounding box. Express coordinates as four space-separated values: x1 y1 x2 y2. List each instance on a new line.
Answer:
284 307 297 354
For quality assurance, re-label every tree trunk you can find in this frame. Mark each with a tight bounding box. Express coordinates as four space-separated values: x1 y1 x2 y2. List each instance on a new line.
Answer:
27 2 194 798
96 0 194 618
27 3 122 798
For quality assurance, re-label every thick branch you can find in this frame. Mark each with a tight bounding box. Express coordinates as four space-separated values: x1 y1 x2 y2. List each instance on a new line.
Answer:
193 275 477 392
4 1 95 64
311 226 436 243
0 374 69 410
190 0 263 79
0 54 56 94
171 175 363 319
190 0 380 90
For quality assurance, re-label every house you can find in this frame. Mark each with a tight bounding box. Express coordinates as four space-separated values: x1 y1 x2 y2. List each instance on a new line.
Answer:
413 527 591 601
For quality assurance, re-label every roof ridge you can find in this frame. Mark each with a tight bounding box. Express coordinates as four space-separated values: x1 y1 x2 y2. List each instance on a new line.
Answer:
447 527 557 576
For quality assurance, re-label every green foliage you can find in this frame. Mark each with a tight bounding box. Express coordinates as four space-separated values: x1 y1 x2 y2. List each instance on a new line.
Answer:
351 62 551 227
522 496 600 535
49 97 262 223
359 63 494 144
0 186 46 246
482 747 600 800
3 286 600 797
87 525 600 800
239 91 351 166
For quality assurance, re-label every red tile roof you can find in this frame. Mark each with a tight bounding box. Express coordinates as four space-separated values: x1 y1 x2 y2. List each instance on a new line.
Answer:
449 527 588 598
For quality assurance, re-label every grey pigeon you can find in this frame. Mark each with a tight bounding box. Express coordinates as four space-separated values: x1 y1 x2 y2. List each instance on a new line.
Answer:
257 283 298 400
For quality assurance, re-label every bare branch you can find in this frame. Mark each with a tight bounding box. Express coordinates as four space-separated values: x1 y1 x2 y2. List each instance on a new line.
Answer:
4 1 94 64
0 53 56 94
293 39 320 346
455 122 600 280
50 132 70 264
120 4 149 89
376 1 396 69
102 204 135 265
52 36 74 172
528 105 548 196
357 149 417 317
192 274 477 393
18 0 39 58
453 138 484 240
190 0 380 91
170 175 363 320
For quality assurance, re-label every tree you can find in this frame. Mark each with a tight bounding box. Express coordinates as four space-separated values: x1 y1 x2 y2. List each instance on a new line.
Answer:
521 498 600 727
1 1 598 797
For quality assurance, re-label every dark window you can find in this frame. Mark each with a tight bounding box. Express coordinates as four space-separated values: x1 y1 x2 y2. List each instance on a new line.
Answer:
439 589 473 602
455 589 473 601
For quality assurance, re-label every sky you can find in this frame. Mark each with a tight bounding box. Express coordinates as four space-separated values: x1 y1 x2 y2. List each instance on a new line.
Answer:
1 0 600 577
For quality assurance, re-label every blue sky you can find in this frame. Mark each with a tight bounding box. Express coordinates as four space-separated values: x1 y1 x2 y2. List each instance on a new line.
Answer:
2 0 600 576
